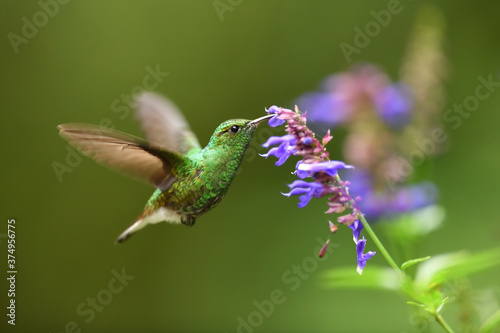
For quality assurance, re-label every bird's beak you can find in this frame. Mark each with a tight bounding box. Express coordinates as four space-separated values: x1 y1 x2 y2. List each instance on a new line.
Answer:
248 114 273 126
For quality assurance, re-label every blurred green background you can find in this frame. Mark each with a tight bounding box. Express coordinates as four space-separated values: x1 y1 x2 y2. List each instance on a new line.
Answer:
1 1 500 332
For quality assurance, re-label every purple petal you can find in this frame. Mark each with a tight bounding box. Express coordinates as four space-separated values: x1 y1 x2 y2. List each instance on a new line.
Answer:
268 115 286 127
262 135 296 148
356 237 376 275
288 180 323 190
348 219 363 243
260 135 297 166
284 180 325 208
265 106 286 127
297 160 354 178
266 105 281 115
276 151 293 166
283 188 309 196
259 147 279 159
298 193 314 208
294 161 310 179
373 83 413 128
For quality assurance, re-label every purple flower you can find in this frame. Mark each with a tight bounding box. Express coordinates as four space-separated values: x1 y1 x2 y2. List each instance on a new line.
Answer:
349 219 363 243
260 135 297 166
356 236 376 275
294 161 310 179
266 106 286 127
391 182 438 213
282 180 324 208
295 66 415 131
262 135 295 149
374 83 413 128
346 169 438 220
259 105 375 273
348 219 376 274
296 93 350 127
295 160 354 179
346 169 386 219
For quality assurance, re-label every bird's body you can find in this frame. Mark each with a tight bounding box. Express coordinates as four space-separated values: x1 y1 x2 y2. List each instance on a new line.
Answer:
58 93 270 242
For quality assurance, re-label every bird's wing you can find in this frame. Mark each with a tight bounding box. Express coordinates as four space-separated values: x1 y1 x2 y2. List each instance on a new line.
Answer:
134 92 202 155
58 124 189 191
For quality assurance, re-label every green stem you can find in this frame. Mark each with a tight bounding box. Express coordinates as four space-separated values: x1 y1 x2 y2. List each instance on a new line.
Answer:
358 214 455 333
332 174 404 279
357 214 404 279
436 313 455 333
327 140 453 332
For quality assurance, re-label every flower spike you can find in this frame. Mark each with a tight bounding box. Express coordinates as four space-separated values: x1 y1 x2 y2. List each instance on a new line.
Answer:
260 106 376 272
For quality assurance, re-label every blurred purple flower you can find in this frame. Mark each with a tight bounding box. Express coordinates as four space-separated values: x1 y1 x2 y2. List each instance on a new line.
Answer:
295 65 414 129
296 93 350 126
346 169 438 220
391 182 438 213
374 83 413 128
356 236 376 275
346 169 386 219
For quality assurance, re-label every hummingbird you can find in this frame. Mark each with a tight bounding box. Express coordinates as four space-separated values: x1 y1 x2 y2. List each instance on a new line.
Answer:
58 92 272 243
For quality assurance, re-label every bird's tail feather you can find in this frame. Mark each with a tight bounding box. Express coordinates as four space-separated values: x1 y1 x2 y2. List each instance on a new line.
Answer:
115 207 183 243
116 218 147 243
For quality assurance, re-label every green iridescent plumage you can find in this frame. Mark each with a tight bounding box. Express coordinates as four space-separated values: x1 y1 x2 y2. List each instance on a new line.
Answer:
143 118 256 221
58 92 271 243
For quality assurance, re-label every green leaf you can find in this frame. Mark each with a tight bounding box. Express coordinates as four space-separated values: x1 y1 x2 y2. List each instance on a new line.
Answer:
414 247 500 290
403 285 446 313
407 297 450 316
435 297 449 313
322 265 399 290
382 205 445 243
407 301 428 311
479 310 500 333
401 256 431 271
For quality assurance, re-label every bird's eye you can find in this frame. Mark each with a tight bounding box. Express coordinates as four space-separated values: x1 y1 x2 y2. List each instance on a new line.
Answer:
230 125 240 133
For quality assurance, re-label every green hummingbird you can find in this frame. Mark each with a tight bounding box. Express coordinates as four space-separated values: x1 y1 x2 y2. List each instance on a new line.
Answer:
58 92 271 243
